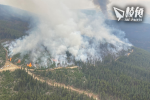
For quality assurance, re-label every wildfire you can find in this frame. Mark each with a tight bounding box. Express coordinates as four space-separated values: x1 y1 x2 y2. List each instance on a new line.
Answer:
17 59 21 63
8 58 12 61
27 63 32 67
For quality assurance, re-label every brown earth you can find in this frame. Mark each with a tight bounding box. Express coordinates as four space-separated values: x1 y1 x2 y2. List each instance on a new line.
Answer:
0 61 21 72
127 49 134 57
33 66 79 72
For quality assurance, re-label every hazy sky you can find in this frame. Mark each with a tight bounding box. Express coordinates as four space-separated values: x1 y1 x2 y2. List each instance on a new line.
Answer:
0 0 149 13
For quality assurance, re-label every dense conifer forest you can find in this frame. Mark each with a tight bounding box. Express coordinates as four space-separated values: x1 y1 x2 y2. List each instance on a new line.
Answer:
0 19 28 39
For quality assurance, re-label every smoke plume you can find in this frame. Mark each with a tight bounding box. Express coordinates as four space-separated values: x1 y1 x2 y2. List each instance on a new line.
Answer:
93 0 110 17
93 0 110 14
1 0 132 67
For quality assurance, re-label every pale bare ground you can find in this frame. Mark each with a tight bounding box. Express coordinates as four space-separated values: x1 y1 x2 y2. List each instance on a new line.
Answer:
55 66 78 69
47 66 78 71
0 48 21 72
127 49 134 57
0 61 21 72
29 66 79 72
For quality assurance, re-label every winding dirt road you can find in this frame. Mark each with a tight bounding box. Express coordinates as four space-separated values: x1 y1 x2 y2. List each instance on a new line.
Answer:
28 70 99 100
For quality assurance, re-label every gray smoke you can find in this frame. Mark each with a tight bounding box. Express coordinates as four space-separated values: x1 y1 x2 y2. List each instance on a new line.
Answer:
93 0 110 13
1 0 132 67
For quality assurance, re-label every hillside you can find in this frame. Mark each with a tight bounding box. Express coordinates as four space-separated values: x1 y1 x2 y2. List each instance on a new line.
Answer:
0 4 30 40
0 19 28 39
0 69 94 100
1 46 150 100
33 47 150 100
0 46 97 100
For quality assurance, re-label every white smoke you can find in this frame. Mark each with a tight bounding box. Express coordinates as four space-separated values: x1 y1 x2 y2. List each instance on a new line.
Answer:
1 0 132 67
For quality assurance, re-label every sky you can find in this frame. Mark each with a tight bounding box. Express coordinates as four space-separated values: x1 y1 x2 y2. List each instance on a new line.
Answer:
1 0 150 12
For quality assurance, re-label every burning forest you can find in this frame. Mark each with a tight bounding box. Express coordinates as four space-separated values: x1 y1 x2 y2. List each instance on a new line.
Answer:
2 0 132 68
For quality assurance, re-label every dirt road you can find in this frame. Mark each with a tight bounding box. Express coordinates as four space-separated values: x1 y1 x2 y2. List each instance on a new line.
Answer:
34 66 79 72
27 70 99 100
0 61 21 72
